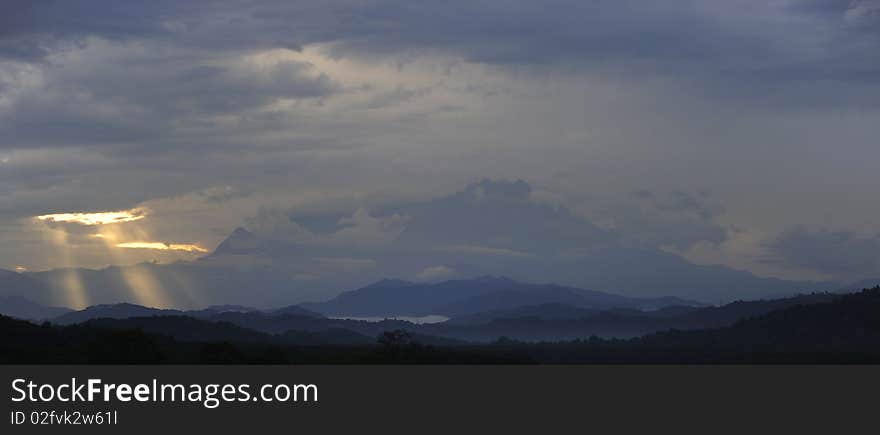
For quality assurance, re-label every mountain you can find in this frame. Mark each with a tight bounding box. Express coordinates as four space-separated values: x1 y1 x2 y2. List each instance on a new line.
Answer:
0 296 72 320
266 305 325 318
204 311 334 334
668 292 838 329
186 305 261 318
446 303 702 326
0 313 511 364
51 301 323 325
425 292 840 342
83 316 274 344
838 278 880 294
277 328 374 346
0 269 67 307
447 303 602 325
212 227 259 255
5 287 880 363
47 286 839 344
634 287 880 354
301 276 700 317
52 303 184 325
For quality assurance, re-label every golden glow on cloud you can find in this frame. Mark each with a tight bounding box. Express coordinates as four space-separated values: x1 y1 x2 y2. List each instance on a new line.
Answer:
14 266 27 273
36 209 146 226
116 242 208 253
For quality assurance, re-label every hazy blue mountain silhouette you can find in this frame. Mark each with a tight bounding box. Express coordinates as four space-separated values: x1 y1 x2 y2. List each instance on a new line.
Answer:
265 305 325 318
0 296 72 320
447 303 602 325
53 303 184 325
0 269 70 309
41 283 843 343
300 276 699 317
186 305 262 317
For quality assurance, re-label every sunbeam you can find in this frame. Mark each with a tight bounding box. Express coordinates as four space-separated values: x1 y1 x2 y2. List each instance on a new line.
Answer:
94 224 175 309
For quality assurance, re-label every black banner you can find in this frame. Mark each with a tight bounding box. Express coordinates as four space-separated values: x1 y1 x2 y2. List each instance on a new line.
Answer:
1 365 876 434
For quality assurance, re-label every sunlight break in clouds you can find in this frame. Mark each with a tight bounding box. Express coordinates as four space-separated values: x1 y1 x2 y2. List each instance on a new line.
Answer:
35 209 147 226
116 242 209 253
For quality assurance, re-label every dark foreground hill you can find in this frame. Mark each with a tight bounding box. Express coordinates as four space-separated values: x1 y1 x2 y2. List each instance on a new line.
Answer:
0 315 511 364
640 286 880 354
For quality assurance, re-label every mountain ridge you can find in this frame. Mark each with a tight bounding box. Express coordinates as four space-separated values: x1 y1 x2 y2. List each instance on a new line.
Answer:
300 276 702 317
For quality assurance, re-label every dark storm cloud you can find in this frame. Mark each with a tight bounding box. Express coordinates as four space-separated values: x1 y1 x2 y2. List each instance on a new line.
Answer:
2 1 876 75
0 0 187 61
0 46 340 149
3 0 879 150
654 191 724 221
2 0 880 284
792 0 880 20
765 228 880 278
609 191 728 250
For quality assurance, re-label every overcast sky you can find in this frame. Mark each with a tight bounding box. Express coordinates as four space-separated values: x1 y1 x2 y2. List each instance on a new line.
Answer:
2 0 879 283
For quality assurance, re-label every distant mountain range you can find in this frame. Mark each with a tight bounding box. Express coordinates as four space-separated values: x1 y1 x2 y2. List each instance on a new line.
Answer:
0 276 853 344
418 292 840 342
51 302 323 326
3 287 880 364
0 295 72 320
300 276 700 317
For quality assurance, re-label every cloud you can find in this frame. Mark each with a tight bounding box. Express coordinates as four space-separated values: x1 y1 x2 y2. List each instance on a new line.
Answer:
597 191 728 251
415 265 457 282
654 191 724 221
3 1 878 87
196 185 249 204
35 208 147 226
440 245 535 258
244 207 318 244
0 0 181 61
1 0 880 288
243 206 407 248
764 228 880 279
0 41 341 150
116 242 208 253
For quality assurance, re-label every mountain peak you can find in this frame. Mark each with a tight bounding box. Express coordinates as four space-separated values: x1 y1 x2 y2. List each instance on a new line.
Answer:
213 227 258 255
472 275 516 283
463 179 531 201
366 278 415 289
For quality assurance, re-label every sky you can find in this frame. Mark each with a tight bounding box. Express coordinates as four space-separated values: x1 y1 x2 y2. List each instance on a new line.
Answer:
2 0 880 285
